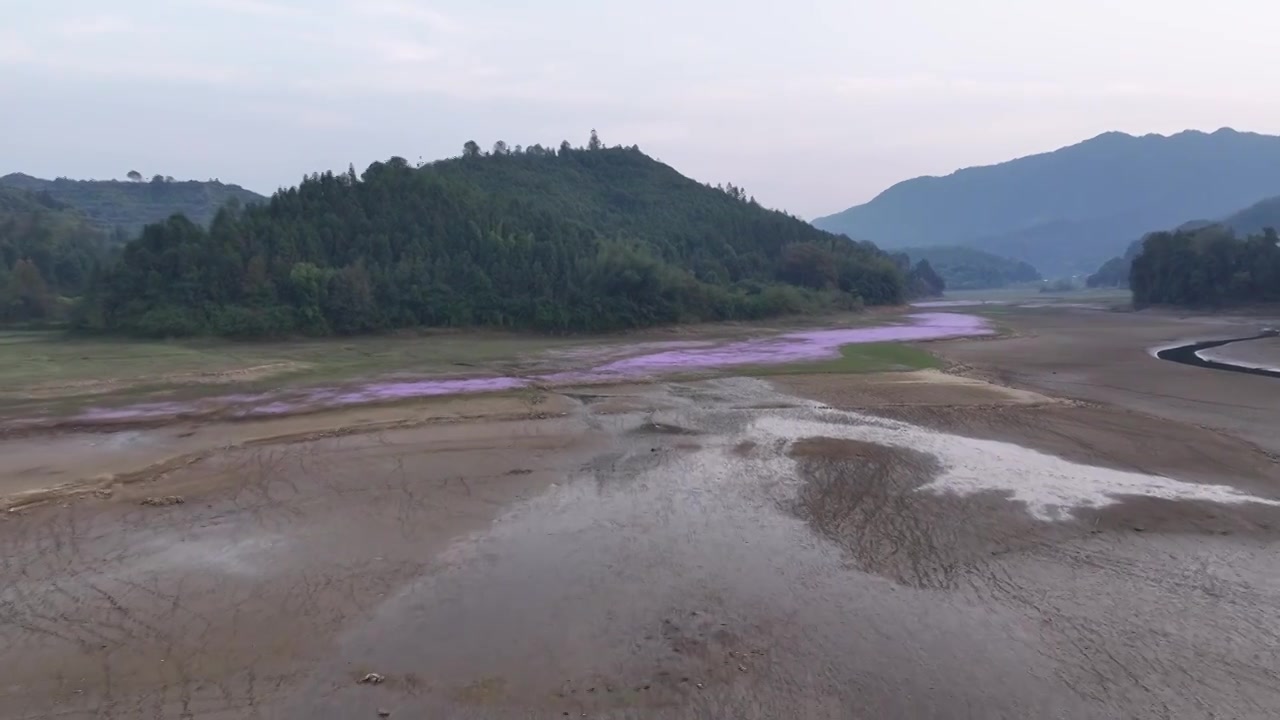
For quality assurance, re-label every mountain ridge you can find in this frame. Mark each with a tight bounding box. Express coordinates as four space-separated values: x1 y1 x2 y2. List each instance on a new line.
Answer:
814 128 1280 275
0 173 265 233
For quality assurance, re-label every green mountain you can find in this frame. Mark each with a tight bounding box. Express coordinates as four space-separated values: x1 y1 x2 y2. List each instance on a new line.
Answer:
1088 199 1280 288
900 246 1041 290
0 187 112 322
0 173 265 234
814 128 1280 276
92 143 923 338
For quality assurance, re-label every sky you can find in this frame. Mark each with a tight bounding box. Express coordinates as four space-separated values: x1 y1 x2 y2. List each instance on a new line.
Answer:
3 0 1280 219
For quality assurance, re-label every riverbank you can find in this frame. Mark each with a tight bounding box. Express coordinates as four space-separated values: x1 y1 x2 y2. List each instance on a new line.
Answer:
0 312 990 435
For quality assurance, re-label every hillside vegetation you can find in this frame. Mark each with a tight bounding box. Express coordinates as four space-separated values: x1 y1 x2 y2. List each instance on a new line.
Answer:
1089 199 1280 288
900 246 1040 289
815 128 1280 275
0 187 112 323
0 173 265 234
87 141 936 337
1130 225 1280 308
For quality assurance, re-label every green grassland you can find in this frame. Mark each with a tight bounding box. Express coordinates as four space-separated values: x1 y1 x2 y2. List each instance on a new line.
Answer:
739 342 941 377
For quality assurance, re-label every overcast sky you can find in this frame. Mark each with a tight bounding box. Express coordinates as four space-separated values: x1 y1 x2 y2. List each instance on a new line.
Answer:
4 0 1280 218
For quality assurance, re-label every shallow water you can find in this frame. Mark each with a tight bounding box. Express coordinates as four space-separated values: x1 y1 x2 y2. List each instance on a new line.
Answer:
1155 335 1280 380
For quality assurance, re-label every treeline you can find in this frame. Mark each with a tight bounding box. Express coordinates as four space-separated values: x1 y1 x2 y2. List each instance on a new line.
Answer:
1130 225 1280 307
0 187 116 324
899 245 1039 289
82 140 938 337
0 173 265 234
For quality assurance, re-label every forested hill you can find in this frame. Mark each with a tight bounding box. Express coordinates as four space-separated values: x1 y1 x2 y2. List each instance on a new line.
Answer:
899 246 1040 290
814 128 1280 275
1089 197 1280 288
0 187 111 323
1218 195 1280 238
0 173 265 233
90 143 937 337
1130 225 1280 308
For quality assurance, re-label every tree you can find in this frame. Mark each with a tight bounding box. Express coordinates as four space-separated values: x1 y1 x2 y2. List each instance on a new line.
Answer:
151 174 165 184
127 170 143 182
907 259 945 297
8 259 51 320
588 129 603 151
1130 225 1280 308
463 140 481 158
779 243 837 289
492 140 509 156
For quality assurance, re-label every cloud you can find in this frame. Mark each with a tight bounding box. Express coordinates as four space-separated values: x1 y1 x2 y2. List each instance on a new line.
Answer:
355 0 463 34
30 56 245 85
0 30 33 62
197 0 308 18
818 73 1268 105
58 16 140 37
375 39 444 64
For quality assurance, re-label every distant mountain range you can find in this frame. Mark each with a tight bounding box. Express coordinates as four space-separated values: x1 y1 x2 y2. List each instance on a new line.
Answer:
0 173 264 233
814 128 1280 276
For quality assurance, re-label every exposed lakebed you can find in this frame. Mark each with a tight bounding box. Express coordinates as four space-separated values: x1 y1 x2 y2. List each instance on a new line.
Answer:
43 312 992 427
1155 333 1280 379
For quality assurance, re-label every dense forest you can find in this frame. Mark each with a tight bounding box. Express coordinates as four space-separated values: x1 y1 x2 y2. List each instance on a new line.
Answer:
83 139 940 337
0 187 115 323
898 245 1040 289
1090 196 1280 288
0 173 265 234
1130 225 1280 307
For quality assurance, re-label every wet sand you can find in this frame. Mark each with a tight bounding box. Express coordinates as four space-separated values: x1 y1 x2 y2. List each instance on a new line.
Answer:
1198 335 1280 372
3 308 1280 719
930 308 1280 454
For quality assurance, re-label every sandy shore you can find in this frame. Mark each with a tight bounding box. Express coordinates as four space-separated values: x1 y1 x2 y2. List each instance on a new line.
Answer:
1198 335 1280 372
2 308 1279 719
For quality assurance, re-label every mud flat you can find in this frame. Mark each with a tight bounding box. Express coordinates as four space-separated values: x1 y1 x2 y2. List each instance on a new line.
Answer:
1195 334 1280 372
4 337 1280 720
927 307 1280 455
1 312 990 435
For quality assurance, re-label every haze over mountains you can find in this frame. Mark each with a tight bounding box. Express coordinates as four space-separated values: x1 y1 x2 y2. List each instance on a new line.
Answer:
0 173 265 234
1088 191 1280 288
898 246 1041 290
815 128 1280 276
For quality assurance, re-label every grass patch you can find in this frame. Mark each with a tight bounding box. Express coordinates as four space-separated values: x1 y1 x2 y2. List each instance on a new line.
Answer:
0 330 582 417
738 342 941 377
0 308 938 418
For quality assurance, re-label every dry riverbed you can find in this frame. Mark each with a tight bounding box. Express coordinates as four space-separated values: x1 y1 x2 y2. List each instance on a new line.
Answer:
2 307 1280 719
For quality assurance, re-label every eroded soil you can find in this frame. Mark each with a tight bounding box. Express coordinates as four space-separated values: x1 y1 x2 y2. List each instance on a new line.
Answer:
3 309 1280 719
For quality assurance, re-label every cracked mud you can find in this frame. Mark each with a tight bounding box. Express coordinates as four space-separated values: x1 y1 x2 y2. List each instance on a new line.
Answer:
3 338 1280 718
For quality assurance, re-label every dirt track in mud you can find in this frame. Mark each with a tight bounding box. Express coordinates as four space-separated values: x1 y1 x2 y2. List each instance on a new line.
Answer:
3 309 1280 719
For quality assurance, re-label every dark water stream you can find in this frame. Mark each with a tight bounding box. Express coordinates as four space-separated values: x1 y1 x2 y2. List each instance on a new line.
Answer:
1157 333 1280 379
